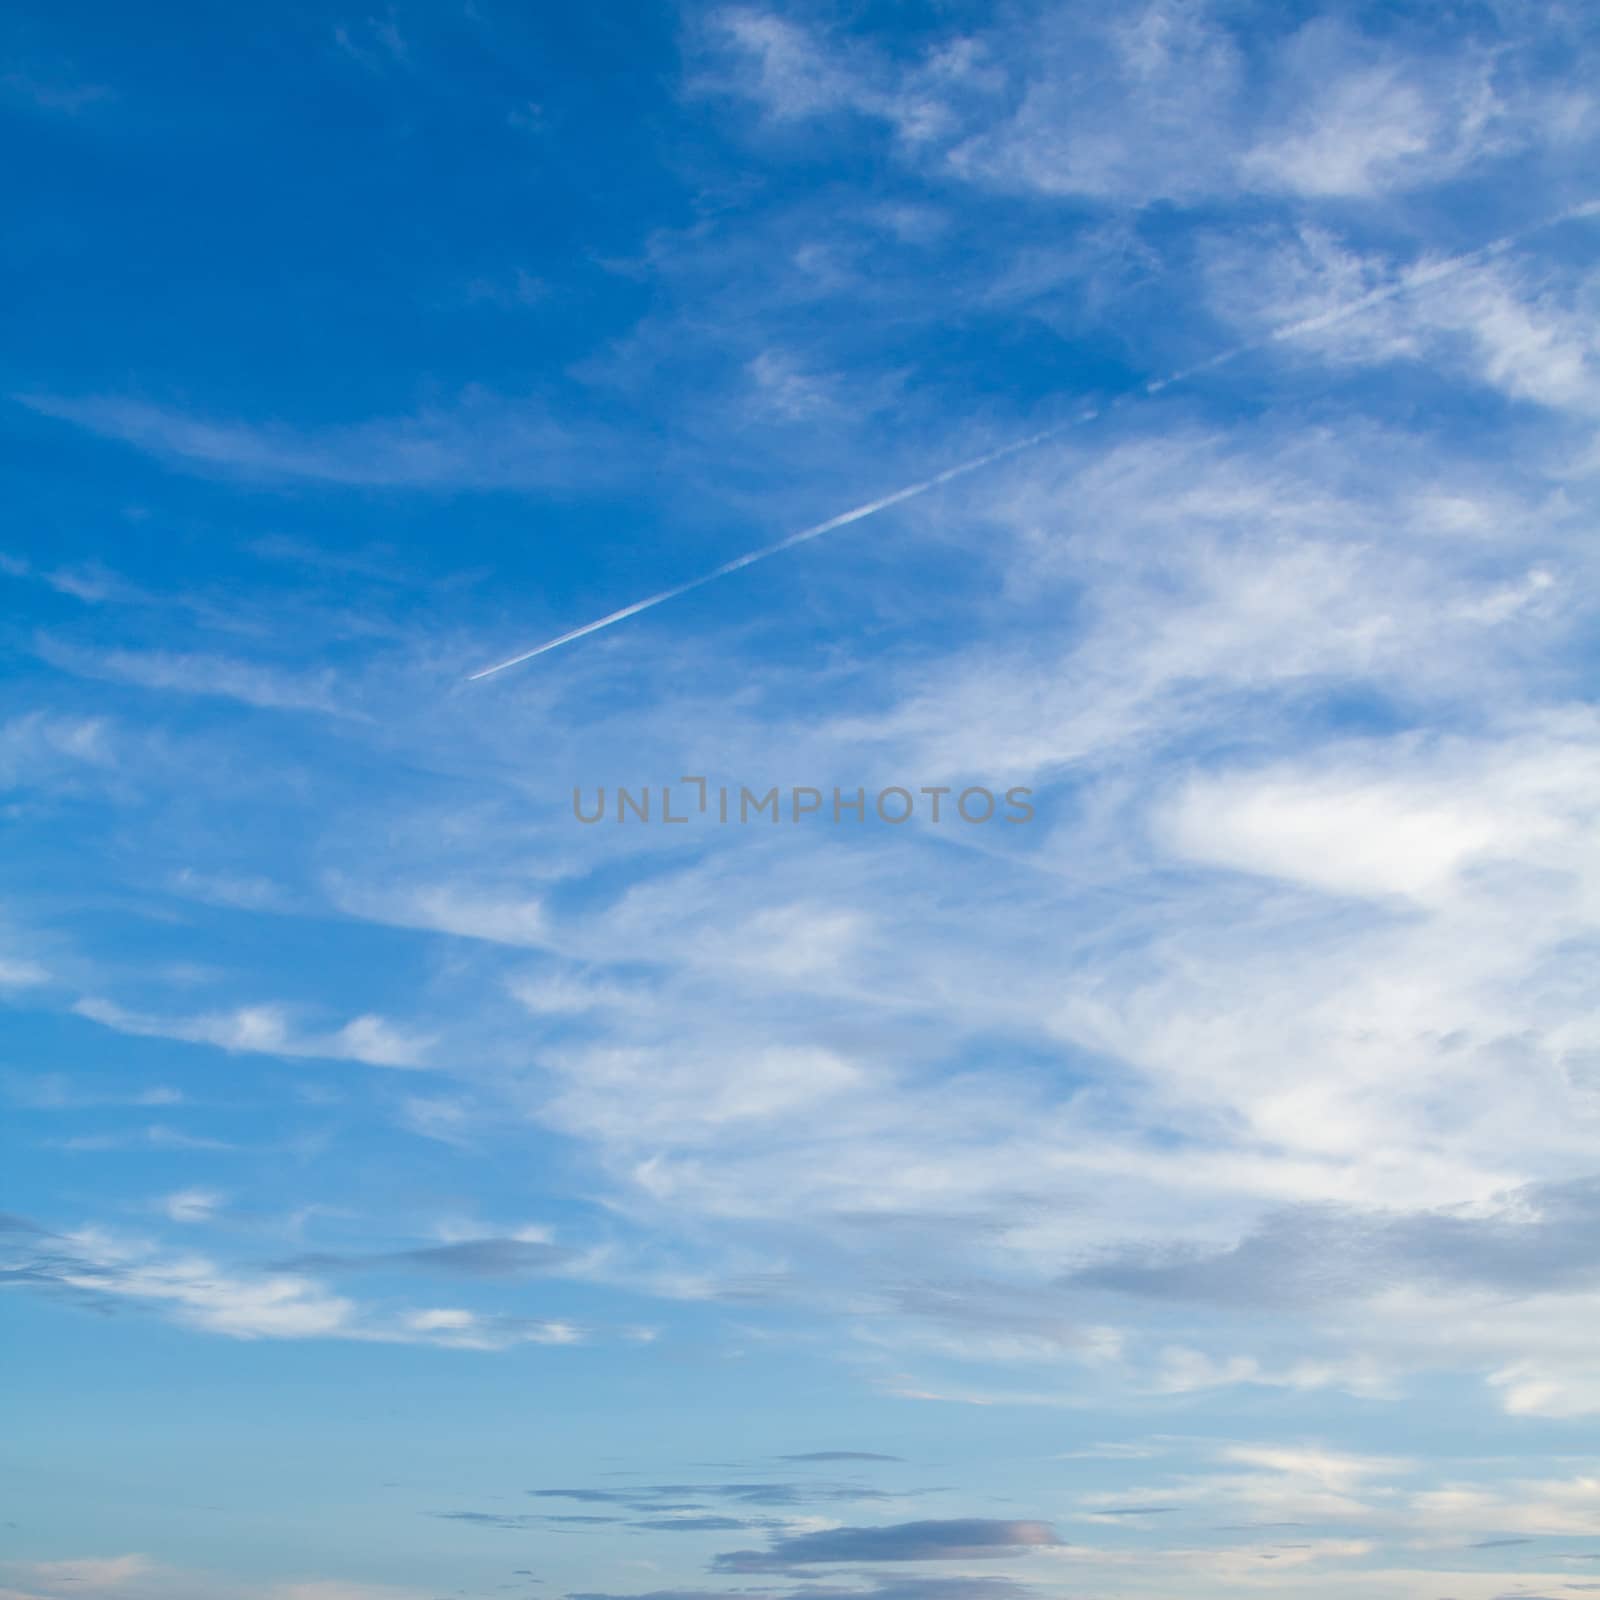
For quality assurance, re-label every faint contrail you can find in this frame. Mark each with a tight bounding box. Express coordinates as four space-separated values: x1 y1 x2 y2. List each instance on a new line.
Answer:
469 200 1597 680
465 420 1084 679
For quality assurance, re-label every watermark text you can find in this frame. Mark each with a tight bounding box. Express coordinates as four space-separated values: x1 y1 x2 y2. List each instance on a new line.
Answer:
572 778 1034 825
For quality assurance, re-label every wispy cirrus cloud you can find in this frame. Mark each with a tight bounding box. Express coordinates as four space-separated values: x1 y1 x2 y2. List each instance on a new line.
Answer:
36 641 359 718
7 2 1600 1593
699 2 1595 205
15 389 611 490
73 998 434 1069
2 1215 585 1350
269 1235 573 1277
570 1584 1036 1600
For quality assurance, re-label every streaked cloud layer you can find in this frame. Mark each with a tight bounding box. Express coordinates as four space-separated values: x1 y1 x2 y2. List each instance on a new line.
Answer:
3 2 1599 1599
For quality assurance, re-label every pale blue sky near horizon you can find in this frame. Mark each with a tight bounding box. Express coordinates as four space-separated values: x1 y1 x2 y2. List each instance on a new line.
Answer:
4 3 1600 1599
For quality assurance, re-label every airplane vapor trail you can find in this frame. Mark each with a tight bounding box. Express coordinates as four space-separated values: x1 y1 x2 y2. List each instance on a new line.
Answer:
465 421 1081 679
469 200 1596 680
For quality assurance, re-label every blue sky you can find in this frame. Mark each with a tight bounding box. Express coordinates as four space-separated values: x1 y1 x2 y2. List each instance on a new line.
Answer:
4 2 1600 1598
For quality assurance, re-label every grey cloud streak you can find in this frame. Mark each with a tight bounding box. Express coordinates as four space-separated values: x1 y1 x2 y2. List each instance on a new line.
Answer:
711 1517 1065 1570
270 1236 573 1278
1065 1176 1600 1308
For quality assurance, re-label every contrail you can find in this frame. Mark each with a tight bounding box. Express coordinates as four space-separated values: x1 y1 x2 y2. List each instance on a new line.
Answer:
469 200 1597 680
465 420 1084 679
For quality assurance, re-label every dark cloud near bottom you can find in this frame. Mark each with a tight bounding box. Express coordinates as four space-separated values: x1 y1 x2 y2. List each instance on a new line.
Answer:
440 1508 780 1537
631 1516 755 1532
778 1450 905 1462
448 1470 927 1542
569 1580 1036 1600
437 1512 628 1530
530 1481 895 1509
711 1518 1064 1571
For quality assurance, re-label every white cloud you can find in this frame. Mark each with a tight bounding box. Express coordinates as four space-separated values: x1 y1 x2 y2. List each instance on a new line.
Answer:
328 877 547 947
1203 226 1600 416
5 1225 589 1352
947 2 1244 202
1160 762 1544 902
0 712 117 787
702 3 1587 206
160 1188 225 1224
73 998 434 1069
55 1227 356 1340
